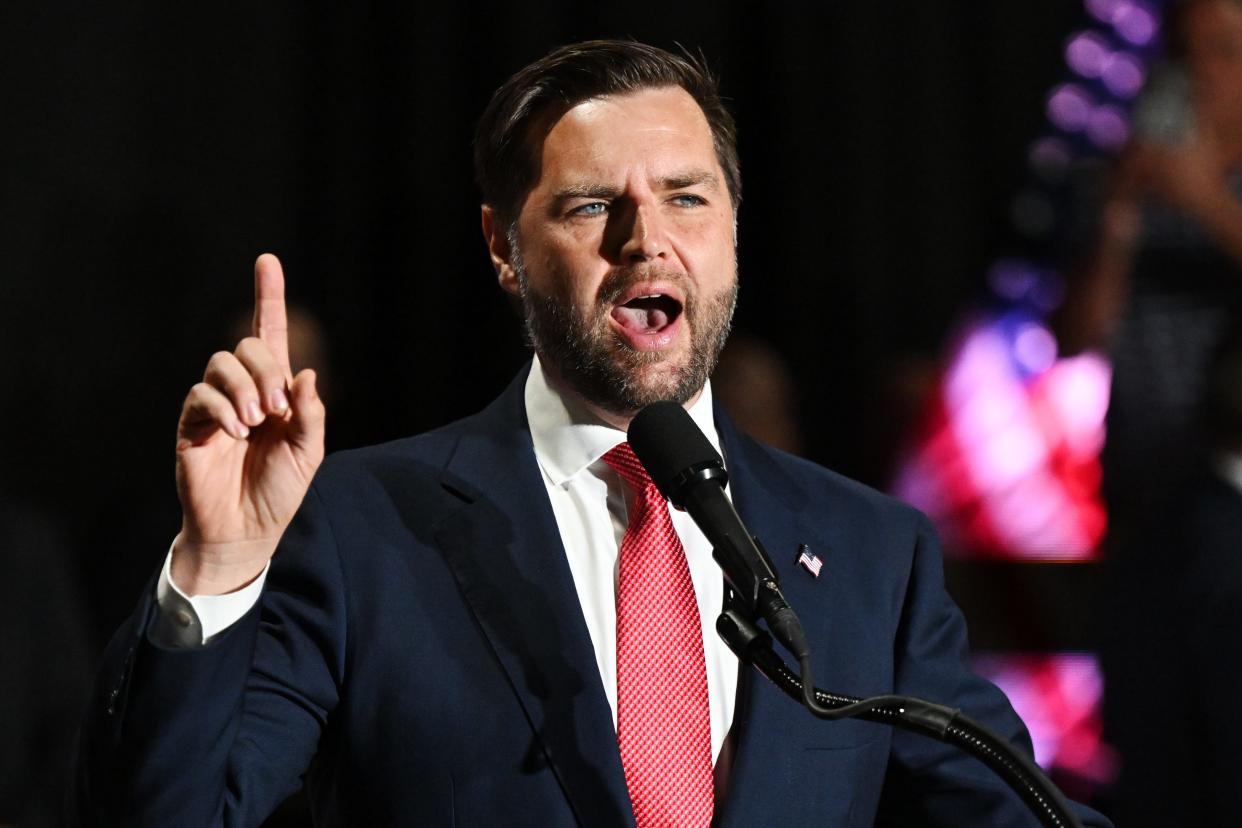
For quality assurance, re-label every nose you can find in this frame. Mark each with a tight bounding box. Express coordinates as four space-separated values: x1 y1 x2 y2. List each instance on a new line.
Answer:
617 202 668 264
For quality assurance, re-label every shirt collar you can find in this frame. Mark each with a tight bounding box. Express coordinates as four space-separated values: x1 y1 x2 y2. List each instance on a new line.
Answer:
525 354 723 487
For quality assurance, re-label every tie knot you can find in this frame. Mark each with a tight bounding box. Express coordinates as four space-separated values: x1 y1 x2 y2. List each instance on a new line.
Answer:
602 442 660 499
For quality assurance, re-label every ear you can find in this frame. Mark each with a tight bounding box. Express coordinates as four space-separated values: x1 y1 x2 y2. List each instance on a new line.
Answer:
481 205 521 297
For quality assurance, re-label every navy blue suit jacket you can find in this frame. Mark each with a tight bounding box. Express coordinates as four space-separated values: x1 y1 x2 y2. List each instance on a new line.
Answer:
74 367 1110 826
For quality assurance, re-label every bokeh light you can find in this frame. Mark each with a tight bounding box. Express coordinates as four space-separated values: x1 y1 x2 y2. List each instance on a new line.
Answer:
1047 84 1094 132
1086 104 1130 149
892 314 1109 560
1028 136 1073 181
1066 31 1112 79
1113 3 1158 46
974 652 1118 789
1101 51 1146 98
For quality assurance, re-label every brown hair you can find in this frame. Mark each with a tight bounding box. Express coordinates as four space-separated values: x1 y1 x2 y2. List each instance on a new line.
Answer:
473 39 741 227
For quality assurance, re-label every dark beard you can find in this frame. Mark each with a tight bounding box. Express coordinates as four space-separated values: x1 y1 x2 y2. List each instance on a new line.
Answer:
519 264 738 417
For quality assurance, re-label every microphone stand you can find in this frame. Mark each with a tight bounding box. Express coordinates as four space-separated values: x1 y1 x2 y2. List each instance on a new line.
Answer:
716 605 1085 828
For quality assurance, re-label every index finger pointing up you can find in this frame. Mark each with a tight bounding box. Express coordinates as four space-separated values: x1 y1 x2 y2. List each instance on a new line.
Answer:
253 253 292 378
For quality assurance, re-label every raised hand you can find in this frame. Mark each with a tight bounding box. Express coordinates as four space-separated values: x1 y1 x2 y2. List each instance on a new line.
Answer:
171 254 326 595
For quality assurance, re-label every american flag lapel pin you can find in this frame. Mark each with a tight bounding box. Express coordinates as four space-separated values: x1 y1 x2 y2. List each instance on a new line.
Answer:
795 544 823 578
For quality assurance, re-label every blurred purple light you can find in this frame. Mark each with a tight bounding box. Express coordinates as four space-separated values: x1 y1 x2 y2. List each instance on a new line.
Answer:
1085 0 1127 25
1047 84 1093 131
1101 51 1146 98
1065 31 1111 78
1028 136 1072 178
1086 105 1130 149
1031 275 1066 314
1114 4 1158 46
989 260 1040 301
1015 323 1058 373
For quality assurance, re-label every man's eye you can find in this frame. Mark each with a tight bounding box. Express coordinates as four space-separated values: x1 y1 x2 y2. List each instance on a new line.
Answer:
571 202 607 217
671 194 706 207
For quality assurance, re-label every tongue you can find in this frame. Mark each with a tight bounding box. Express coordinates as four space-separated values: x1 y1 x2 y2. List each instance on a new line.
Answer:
612 305 669 332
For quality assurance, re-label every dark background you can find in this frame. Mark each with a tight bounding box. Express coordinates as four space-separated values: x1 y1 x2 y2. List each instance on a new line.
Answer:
0 0 1082 630
0 0 1100 820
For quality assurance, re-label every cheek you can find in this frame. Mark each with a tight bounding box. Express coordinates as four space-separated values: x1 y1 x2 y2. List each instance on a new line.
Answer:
671 215 735 280
533 239 606 304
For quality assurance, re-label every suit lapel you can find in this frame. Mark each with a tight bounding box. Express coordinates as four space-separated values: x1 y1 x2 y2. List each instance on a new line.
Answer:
431 371 635 828
711 412 860 824
425 376 860 826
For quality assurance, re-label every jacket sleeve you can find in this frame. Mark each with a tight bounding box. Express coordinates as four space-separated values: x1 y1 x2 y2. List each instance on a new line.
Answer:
875 514 1113 828
69 482 346 828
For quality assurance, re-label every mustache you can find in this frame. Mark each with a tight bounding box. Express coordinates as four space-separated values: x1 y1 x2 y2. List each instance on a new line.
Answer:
596 265 691 306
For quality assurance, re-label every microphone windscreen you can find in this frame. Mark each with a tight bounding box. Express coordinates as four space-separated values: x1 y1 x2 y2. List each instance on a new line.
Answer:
628 401 723 500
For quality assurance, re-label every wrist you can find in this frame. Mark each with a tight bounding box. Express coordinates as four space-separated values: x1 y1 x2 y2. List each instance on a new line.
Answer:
171 531 275 596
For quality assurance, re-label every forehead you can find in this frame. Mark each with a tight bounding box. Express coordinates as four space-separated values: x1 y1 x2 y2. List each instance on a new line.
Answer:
532 86 719 186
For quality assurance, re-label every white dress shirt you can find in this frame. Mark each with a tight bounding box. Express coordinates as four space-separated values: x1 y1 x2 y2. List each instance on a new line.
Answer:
156 355 739 763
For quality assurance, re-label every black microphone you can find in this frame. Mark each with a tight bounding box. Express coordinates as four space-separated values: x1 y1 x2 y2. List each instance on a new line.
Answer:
628 401 810 659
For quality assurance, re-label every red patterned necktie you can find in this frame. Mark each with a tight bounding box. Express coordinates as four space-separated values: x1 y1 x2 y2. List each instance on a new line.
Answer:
603 442 713 828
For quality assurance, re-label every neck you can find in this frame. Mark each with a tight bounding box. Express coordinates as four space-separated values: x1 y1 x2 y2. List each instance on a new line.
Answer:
538 358 704 432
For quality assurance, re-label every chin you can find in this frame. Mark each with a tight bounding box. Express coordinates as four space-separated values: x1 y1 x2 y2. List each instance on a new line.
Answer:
607 353 700 409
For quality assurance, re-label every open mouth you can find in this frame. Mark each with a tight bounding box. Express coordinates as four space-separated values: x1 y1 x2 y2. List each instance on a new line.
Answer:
610 292 684 335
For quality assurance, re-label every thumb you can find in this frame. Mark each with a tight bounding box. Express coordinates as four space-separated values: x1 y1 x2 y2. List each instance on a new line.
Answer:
288 368 326 452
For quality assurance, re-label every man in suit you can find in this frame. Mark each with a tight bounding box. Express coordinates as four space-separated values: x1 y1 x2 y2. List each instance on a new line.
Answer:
73 40 1110 826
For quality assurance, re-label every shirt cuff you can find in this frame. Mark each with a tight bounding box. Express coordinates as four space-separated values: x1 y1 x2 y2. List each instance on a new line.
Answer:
152 545 270 647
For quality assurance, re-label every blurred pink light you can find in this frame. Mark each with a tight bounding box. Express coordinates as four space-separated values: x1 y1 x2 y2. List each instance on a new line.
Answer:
1015 323 1058 373
1086 104 1130 149
1115 4 1158 45
1065 31 1111 78
1047 84 1093 132
945 326 1012 410
1041 354 1111 455
993 474 1074 551
1101 52 1146 98
979 424 1047 487
893 315 1109 561
944 329 1049 489
974 652 1119 786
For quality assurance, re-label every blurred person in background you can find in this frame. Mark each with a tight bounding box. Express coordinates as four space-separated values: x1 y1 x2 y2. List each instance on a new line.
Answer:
1057 1 1242 822
1165 331 1242 825
1060 0 1242 518
711 334 804 455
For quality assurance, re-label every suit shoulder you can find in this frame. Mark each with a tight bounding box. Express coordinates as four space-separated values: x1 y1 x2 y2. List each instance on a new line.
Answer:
736 433 927 533
311 410 486 491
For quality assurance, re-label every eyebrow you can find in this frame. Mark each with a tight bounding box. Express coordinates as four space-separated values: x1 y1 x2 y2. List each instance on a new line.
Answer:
659 170 720 191
550 169 722 203
551 183 624 201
